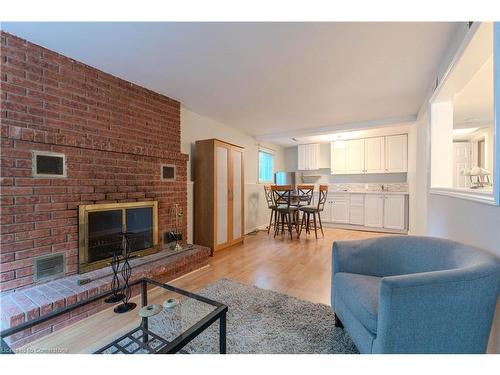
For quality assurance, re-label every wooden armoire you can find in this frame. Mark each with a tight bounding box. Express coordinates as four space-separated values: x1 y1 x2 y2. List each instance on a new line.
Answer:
194 139 244 252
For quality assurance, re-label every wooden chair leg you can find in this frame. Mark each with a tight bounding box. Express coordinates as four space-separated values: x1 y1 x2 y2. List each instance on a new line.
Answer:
267 209 274 234
306 213 310 234
295 211 300 234
287 212 293 240
298 212 305 238
318 212 324 237
313 212 318 239
274 211 280 237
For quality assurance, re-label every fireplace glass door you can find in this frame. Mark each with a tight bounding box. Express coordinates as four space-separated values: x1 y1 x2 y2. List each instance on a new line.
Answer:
88 209 123 263
79 201 159 273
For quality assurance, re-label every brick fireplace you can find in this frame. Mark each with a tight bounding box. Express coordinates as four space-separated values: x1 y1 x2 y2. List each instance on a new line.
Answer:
0 31 189 292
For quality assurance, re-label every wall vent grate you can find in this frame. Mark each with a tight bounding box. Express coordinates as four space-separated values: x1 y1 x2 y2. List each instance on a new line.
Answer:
161 164 176 181
34 253 65 283
32 151 66 178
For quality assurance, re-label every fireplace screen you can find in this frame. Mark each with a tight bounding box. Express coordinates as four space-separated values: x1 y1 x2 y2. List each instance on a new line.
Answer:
79 201 158 273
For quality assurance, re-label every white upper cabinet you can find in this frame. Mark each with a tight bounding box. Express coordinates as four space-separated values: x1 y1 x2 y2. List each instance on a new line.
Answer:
298 144 320 170
330 142 347 174
331 134 407 175
298 144 306 170
345 139 365 174
385 134 408 173
364 137 385 173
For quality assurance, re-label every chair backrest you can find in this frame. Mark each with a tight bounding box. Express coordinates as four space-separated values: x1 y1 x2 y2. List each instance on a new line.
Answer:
317 185 328 212
297 184 314 205
271 185 293 207
263 185 274 208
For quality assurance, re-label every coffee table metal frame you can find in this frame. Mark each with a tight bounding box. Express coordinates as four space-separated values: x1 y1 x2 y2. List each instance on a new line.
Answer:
0 278 228 354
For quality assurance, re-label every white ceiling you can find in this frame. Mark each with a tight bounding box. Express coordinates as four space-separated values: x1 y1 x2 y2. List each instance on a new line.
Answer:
1 22 458 137
261 124 413 146
454 56 494 128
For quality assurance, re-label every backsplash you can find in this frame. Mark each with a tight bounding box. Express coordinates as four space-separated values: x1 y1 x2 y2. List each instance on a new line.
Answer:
330 183 408 192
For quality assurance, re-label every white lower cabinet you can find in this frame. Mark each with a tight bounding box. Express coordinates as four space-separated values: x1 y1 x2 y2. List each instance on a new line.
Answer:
320 191 407 232
349 194 364 225
331 194 350 223
364 194 384 228
383 195 406 230
321 199 333 222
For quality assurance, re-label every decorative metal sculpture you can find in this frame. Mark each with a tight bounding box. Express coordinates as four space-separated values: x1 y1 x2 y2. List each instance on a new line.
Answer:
104 247 124 303
174 203 183 251
114 232 136 314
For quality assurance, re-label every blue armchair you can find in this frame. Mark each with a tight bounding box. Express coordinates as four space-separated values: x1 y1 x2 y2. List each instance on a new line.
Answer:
331 236 500 353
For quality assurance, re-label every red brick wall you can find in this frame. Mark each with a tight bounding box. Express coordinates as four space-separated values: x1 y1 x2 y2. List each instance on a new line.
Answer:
0 31 188 292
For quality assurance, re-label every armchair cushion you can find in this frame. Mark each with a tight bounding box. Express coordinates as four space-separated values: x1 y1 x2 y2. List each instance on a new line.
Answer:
334 273 381 334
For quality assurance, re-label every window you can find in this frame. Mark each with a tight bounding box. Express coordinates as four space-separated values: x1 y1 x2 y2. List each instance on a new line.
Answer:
429 22 499 205
258 149 274 183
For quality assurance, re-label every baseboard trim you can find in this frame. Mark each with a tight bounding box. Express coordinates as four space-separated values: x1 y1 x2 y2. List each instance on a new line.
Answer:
322 222 408 235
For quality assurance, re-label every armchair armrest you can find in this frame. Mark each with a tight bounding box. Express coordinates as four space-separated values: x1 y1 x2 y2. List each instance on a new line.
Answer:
374 265 500 353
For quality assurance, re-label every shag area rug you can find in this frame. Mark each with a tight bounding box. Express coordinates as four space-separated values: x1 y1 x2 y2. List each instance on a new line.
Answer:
147 278 358 354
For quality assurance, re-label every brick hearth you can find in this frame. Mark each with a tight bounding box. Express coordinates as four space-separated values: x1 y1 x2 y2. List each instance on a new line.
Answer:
1 245 211 349
0 31 189 292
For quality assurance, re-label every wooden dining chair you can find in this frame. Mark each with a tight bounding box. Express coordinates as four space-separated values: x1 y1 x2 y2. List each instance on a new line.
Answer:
271 185 298 239
296 185 314 205
298 184 328 239
296 184 314 236
264 185 277 234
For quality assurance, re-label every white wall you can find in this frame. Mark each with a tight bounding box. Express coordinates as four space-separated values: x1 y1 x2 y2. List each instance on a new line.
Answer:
429 101 454 188
408 114 429 234
410 22 500 353
180 107 284 243
414 107 500 353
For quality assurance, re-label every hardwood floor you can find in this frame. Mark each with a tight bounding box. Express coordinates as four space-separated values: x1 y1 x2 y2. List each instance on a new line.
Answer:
18 228 387 353
171 227 387 305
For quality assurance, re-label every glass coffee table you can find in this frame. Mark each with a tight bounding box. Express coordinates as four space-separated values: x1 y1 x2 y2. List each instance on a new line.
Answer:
1 278 227 354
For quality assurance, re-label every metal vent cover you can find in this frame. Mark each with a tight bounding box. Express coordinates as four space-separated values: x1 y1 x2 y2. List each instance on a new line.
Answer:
34 253 65 283
32 151 66 178
161 164 176 181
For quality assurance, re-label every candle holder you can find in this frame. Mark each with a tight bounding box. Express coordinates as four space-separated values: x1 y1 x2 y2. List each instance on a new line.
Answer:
114 232 136 314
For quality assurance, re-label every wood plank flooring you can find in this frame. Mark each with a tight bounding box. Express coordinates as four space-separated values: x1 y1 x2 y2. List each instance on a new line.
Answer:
18 228 387 353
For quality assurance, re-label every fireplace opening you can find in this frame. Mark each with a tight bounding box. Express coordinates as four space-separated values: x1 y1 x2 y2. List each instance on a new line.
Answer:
79 201 159 273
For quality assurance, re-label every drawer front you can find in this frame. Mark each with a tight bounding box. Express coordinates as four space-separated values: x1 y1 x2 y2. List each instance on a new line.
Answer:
349 194 364 206
331 193 350 201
